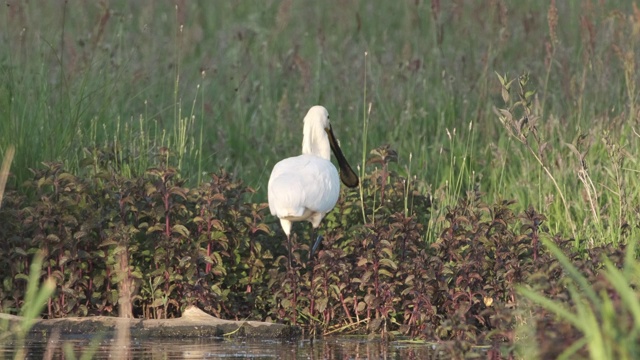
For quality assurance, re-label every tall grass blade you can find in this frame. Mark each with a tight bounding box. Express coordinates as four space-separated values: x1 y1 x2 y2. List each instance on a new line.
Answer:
517 286 581 328
603 259 640 333
540 236 599 306
0 145 14 207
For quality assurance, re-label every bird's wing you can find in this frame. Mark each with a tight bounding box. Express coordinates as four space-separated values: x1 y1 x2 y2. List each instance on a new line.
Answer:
268 155 340 218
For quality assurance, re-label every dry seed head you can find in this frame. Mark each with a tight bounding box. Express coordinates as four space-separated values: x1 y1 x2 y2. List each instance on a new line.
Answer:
276 0 292 31
547 0 558 45
431 0 440 22
634 3 640 36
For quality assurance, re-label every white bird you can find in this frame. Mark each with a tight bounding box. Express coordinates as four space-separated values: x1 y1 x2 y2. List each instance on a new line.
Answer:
268 105 359 266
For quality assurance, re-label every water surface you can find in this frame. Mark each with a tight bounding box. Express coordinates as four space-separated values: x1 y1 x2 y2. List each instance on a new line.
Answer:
1 335 444 359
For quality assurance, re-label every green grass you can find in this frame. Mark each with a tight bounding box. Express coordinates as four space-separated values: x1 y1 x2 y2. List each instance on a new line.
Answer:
518 237 640 359
1 1 639 244
0 251 56 359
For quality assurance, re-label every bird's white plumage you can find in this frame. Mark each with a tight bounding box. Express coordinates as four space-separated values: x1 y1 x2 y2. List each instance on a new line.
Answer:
268 154 340 222
268 106 341 239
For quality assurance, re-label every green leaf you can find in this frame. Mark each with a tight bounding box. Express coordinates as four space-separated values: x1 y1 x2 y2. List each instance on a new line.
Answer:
152 276 165 289
168 187 185 198
211 220 225 231
210 284 222 296
109 289 119 304
209 231 227 242
93 275 105 288
379 258 398 270
193 216 205 224
524 90 536 100
378 268 395 278
171 224 190 237
329 284 342 296
361 271 372 283
495 71 506 86
46 234 61 243
316 297 328 313
15 273 29 282
151 298 165 307
147 224 164 234
144 183 158 196
404 274 415 285
380 247 394 258
99 238 118 247
256 223 271 234
130 269 143 279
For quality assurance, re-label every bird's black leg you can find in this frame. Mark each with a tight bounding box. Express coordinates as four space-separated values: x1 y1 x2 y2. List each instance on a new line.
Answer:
309 227 323 260
287 234 293 269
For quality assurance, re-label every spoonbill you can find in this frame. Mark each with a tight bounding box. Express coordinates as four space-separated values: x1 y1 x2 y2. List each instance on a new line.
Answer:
268 105 359 266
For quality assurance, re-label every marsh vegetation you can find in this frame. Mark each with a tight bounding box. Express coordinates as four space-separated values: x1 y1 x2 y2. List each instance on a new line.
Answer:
1 1 640 358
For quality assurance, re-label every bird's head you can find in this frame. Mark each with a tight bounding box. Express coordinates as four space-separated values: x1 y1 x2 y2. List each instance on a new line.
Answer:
302 105 359 188
302 105 331 159
304 105 331 129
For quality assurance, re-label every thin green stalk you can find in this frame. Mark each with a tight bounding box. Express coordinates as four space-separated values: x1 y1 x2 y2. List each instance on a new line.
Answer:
525 143 577 240
359 51 370 225
198 72 206 185
404 152 412 217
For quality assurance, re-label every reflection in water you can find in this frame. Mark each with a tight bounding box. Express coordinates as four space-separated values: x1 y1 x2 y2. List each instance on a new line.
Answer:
0 335 443 359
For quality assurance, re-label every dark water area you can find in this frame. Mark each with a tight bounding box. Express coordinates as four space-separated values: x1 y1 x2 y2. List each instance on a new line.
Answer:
0 335 451 359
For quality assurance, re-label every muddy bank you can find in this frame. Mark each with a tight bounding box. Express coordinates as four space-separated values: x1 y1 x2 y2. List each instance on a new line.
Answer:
1 306 300 340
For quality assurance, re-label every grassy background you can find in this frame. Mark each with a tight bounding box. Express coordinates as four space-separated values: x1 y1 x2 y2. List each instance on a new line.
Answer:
1 0 639 244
